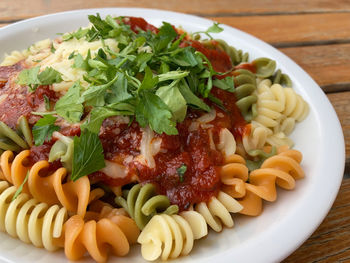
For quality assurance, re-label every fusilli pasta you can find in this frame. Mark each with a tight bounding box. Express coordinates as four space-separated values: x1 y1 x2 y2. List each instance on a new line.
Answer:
0 180 67 251
115 183 179 230
221 147 304 216
0 150 101 217
137 211 208 261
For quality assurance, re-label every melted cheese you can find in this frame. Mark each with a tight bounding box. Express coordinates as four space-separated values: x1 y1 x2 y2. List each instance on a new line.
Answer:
136 127 162 169
100 160 127 179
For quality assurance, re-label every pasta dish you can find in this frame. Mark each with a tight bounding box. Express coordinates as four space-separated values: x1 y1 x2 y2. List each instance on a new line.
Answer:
0 14 308 262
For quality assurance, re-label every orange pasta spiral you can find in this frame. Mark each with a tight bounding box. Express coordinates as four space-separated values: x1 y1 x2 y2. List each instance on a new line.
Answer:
64 214 140 263
221 147 304 216
0 150 102 217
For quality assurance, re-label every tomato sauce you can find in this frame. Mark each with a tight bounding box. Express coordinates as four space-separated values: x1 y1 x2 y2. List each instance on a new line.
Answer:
122 17 159 34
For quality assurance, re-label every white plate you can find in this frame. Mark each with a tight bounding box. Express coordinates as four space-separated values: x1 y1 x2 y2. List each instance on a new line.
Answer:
0 8 345 263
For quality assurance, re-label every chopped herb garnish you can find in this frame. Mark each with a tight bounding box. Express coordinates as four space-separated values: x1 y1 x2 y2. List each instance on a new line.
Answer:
32 115 60 146
43 95 51 110
55 82 84 123
12 171 29 200
32 15 227 135
17 66 63 92
70 129 105 181
177 164 187 182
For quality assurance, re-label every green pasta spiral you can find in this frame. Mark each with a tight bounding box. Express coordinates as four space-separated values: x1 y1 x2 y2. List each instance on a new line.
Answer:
48 132 73 171
233 69 258 122
0 116 32 152
115 183 179 230
214 39 249 66
269 69 292 87
246 146 277 171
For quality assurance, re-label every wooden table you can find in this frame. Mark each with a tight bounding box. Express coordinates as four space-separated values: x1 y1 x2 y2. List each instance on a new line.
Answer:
0 1 349 262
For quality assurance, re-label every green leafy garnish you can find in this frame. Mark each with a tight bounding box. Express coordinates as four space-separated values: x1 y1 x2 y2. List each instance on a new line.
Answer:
55 82 84 123
43 95 51 110
50 15 230 135
192 22 224 39
32 115 60 146
70 129 105 181
136 90 178 135
177 164 187 182
12 171 29 201
17 66 63 91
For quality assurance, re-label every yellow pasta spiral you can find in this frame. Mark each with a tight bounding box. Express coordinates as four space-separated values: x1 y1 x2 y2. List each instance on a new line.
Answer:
194 191 242 232
221 147 304 216
0 150 102 217
0 180 67 251
64 214 139 263
138 211 208 261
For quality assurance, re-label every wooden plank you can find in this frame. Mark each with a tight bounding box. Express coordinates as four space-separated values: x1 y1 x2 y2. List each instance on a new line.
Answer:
327 92 350 173
283 178 350 262
279 44 350 93
211 13 350 47
1 0 350 21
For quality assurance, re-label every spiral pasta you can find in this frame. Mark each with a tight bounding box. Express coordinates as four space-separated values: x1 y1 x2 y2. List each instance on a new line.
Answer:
137 211 208 261
233 69 258 122
214 39 249 65
0 150 101 217
115 183 179 230
0 180 67 251
221 147 304 216
64 214 139 262
49 132 73 171
242 79 309 150
194 191 242 232
0 116 32 152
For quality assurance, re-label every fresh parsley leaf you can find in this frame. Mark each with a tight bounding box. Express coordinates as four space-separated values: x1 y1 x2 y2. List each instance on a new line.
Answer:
68 51 75 59
17 66 40 88
38 67 63 85
213 76 235 92
62 27 89 41
78 74 119 106
43 95 51 110
73 51 91 71
158 70 189 82
139 66 159 91
136 90 178 135
88 14 113 39
51 44 56 53
12 171 29 200
156 80 187 122
83 103 134 133
154 22 177 52
207 23 224 34
178 80 211 112
17 66 63 92
55 82 83 123
71 129 105 181
32 115 60 146
177 164 187 182
192 22 224 39
106 72 133 104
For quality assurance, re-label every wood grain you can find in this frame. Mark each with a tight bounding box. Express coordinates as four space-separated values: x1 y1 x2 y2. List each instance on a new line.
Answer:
284 178 350 262
279 44 350 92
1 0 350 20
211 13 350 47
327 92 350 173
